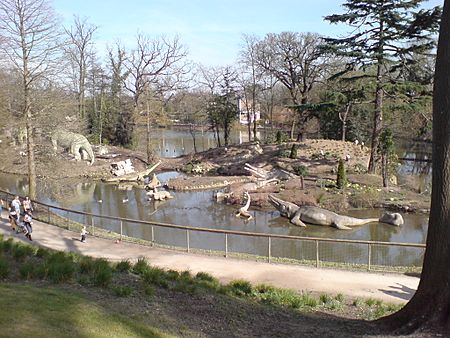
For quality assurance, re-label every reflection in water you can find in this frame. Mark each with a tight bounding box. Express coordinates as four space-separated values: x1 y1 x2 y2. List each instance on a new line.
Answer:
0 167 429 267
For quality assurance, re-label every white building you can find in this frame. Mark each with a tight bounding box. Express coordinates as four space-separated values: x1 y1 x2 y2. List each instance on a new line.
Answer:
237 97 261 125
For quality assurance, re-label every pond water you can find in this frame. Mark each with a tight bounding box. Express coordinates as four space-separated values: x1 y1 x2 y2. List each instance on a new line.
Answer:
0 170 428 267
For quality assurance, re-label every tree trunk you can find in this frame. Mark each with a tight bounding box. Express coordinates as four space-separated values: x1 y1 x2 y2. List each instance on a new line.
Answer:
368 65 384 173
377 1 450 333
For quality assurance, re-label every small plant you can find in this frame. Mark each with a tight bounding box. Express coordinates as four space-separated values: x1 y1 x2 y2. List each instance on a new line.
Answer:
166 269 180 281
133 258 150 275
12 243 35 261
46 252 76 283
336 158 347 189
112 286 133 297
35 247 50 258
227 279 253 297
365 298 377 307
19 261 36 279
289 144 298 159
299 292 318 308
293 164 308 177
276 130 287 144
78 256 96 275
320 293 332 304
0 256 9 278
335 293 344 302
144 285 155 297
91 258 113 287
115 260 132 273
142 267 168 288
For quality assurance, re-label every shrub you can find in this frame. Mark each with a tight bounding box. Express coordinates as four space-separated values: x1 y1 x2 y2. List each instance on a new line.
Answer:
227 279 252 297
336 159 347 189
35 247 50 258
0 256 9 278
46 252 76 283
289 144 298 159
78 256 96 275
144 285 155 297
115 260 132 273
91 258 113 287
275 130 287 144
133 258 150 275
12 243 35 261
320 293 332 304
112 286 133 297
293 165 308 177
335 293 344 302
19 261 36 279
142 267 168 288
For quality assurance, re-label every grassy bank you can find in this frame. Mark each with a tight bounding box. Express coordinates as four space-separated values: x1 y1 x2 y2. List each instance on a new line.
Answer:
0 235 404 337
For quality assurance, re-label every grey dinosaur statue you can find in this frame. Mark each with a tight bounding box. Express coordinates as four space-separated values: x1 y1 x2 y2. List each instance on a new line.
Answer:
51 130 95 165
268 194 404 230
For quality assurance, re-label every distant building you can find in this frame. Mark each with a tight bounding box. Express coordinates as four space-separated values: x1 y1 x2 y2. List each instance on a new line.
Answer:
237 97 261 125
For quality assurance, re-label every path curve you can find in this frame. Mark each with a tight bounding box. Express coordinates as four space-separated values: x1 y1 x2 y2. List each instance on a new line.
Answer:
0 213 419 304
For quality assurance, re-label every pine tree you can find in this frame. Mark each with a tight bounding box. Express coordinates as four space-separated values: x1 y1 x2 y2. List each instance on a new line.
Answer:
324 0 441 173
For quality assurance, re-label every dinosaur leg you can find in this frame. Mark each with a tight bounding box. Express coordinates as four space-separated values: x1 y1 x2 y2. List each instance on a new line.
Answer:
290 214 307 227
332 221 352 230
72 144 81 161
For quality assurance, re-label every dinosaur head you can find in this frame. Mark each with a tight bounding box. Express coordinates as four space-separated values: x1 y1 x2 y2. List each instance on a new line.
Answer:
268 194 299 218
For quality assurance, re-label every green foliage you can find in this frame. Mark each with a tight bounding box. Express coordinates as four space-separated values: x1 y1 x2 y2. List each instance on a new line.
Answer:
112 286 133 297
293 164 308 177
275 130 288 144
12 243 35 261
133 258 150 275
45 252 76 283
336 159 347 189
142 267 169 288
91 258 113 287
227 279 253 297
0 256 9 279
289 143 298 159
115 260 132 273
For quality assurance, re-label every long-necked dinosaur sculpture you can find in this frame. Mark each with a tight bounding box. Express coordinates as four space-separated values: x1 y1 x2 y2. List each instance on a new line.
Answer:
236 191 253 220
268 194 404 230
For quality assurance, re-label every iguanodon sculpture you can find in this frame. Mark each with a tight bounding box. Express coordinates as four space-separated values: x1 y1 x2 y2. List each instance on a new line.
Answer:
268 194 404 230
51 130 95 165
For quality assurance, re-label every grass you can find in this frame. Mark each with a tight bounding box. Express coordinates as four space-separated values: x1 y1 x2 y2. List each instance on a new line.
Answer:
0 284 171 338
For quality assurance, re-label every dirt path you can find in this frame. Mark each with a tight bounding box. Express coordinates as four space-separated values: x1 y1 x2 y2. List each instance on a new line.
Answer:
0 212 419 304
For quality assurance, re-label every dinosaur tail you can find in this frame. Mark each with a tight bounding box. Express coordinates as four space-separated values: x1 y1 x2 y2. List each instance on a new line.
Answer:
82 145 95 165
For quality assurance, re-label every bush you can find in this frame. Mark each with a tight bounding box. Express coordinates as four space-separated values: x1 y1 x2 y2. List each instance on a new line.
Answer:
275 130 287 144
112 286 133 297
289 144 298 159
19 261 36 279
35 247 50 258
12 243 35 261
78 256 96 275
0 256 9 279
133 258 150 275
336 159 347 189
115 260 132 273
91 258 113 287
293 165 308 177
142 267 168 288
46 252 76 283
227 279 253 297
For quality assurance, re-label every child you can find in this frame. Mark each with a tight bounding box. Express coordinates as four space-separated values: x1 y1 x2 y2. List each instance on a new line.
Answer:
23 210 33 241
8 207 18 232
80 226 88 243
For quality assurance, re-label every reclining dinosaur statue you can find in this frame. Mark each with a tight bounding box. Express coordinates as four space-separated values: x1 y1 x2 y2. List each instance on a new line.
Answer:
268 194 404 230
51 130 95 165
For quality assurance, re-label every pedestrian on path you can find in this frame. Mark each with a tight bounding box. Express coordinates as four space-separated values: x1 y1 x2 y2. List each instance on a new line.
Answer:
80 226 88 243
11 196 21 223
8 207 18 232
23 210 33 241
22 196 33 213
0 198 4 219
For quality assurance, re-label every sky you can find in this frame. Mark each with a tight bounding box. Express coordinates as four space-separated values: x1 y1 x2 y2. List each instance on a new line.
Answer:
52 0 443 66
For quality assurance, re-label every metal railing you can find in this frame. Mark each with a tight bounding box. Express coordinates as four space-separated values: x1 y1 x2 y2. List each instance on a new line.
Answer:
0 189 426 272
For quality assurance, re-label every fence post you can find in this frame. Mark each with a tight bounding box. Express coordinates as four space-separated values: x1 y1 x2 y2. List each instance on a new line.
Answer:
186 229 190 253
268 236 271 263
151 225 154 247
91 217 95 236
120 220 123 242
368 243 372 271
316 240 320 268
225 233 228 258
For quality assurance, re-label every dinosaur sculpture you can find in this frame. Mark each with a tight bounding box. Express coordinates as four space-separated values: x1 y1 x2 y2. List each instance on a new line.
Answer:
51 130 95 165
236 191 252 220
268 194 403 230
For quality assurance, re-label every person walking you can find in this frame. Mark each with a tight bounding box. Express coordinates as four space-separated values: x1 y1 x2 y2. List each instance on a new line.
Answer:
8 206 18 232
11 196 21 223
23 210 33 241
22 196 33 213
80 226 88 243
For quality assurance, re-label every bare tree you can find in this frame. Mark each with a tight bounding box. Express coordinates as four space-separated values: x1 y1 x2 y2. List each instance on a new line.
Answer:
64 16 97 119
254 32 329 140
0 0 61 199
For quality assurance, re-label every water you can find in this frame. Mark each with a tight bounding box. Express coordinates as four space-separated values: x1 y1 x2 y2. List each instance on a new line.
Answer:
0 171 428 267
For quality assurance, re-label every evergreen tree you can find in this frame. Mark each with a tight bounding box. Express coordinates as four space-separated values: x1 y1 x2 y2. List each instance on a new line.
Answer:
324 0 441 173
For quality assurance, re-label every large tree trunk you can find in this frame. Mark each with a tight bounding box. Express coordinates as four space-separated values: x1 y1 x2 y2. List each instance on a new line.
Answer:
377 1 450 333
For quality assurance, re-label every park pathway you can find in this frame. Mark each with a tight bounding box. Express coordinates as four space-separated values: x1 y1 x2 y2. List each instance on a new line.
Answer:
0 212 419 304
